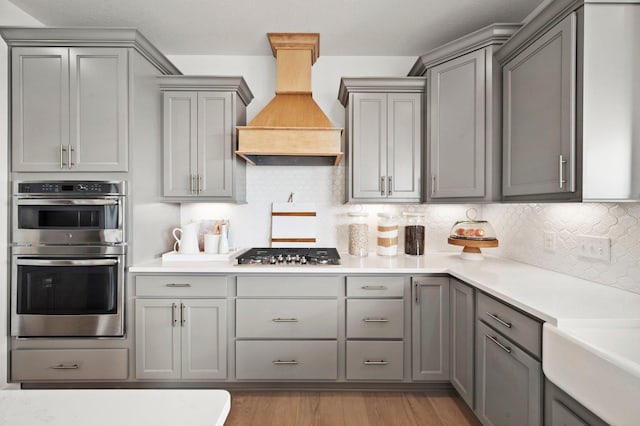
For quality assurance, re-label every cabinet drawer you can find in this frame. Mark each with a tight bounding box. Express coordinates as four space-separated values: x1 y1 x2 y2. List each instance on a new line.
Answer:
237 276 340 297
346 341 403 380
346 299 404 338
236 299 338 338
477 292 542 358
135 275 227 297
236 340 337 380
11 349 128 381
347 276 404 297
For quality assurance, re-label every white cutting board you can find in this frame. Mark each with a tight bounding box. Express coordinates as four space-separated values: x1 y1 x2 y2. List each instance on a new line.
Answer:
271 202 317 247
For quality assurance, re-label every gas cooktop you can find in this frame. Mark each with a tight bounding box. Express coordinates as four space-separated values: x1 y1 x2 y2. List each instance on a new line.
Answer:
236 248 341 265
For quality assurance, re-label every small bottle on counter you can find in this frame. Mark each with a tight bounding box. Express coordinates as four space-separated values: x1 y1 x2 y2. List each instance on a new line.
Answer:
348 212 369 257
376 212 398 256
403 211 425 255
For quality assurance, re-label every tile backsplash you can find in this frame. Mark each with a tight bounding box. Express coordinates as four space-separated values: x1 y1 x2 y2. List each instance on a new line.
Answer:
181 163 640 296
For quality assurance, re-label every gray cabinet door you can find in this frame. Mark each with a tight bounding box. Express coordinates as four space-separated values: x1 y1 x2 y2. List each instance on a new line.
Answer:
412 276 450 380
387 93 421 200
503 13 576 197
475 320 542 426
450 279 475 408
11 47 128 172
430 49 485 198
163 91 198 197
11 47 70 171
545 378 607 426
351 93 387 200
135 299 181 380
181 299 227 380
69 48 128 171
197 92 233 197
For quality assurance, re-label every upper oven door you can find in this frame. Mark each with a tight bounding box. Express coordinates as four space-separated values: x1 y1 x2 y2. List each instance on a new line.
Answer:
13 198 124 245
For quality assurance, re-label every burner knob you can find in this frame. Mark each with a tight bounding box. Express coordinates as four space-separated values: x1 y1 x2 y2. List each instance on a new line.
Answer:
269 256 277 264
286 254 293 263
277 255 284 263
294 254 301 263
300 256 307 264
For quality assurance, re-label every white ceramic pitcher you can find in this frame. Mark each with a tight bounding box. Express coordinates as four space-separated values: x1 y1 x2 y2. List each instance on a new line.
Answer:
172 222 200 254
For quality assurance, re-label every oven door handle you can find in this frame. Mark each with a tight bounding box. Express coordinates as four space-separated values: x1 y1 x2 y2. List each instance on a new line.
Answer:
16 258 120 267
16 199 120 206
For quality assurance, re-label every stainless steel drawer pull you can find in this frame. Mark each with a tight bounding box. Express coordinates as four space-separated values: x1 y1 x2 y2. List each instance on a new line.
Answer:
180 303 186 326
60 144 66 169
272 318 299 323
388 176 392 196
486 312 512 328
381 176 386 196
364 360 389 366
363 318 389 323
171 303 178 326
165 283 192 288
50 363 79 370
272 360 299 365
487 335 512 354
68 145 74 169
361 285 387 290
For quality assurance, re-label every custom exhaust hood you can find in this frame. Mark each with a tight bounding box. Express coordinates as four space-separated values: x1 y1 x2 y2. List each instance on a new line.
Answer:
236 33 343 166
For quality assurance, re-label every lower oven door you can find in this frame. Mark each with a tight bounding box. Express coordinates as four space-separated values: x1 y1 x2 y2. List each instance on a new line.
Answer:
11 256 125 337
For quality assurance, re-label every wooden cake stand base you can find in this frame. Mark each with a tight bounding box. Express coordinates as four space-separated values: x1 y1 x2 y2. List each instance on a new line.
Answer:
448 237 499 260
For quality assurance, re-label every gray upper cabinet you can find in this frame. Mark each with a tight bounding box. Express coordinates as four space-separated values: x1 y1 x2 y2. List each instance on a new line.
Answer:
412 276 449 381
11 47 128 172
338 78 425 203
502 14 576 199
409 24 520 202
159 76 253 202
497 1 640 201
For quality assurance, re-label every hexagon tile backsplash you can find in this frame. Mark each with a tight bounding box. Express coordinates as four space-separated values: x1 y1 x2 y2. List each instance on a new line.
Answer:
482 203 640 295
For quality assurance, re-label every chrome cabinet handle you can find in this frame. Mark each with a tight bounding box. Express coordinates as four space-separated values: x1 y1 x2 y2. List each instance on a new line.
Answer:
361 285 387 291
388 176 392 196
363 318 389 323
431 175 436 195
197 175 202 194
68 144 74 169
487 334 512 354
60 144 66 169
189 175 195 194
486 312 512 328
272 318 299 323
559 155 567 188
50 363 79 370
272 360 299 365
364 360 389 366
171 303 177 326
180 303 186 326
381 176 386 196
165 283 192 288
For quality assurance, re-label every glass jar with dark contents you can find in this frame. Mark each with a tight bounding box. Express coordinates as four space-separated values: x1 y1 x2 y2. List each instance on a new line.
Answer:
403 212 425 255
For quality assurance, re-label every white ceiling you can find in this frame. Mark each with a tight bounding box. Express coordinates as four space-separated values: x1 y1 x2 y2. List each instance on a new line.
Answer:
9 0 544 56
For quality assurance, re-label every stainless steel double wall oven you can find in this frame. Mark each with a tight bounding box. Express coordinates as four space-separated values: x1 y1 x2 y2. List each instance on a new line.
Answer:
11 181 127 337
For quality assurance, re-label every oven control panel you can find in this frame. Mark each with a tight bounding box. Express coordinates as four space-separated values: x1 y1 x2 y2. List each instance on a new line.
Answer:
16 181 125 195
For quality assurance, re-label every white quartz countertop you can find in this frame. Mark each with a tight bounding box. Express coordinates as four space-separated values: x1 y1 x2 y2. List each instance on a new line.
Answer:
130 252 640 326
0 389 230 426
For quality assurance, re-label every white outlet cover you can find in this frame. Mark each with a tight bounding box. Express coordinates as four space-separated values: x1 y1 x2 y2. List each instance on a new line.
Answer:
577 234 611 262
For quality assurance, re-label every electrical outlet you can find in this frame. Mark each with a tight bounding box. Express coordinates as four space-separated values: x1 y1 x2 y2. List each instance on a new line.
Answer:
577 235 611 262
543 231 556 252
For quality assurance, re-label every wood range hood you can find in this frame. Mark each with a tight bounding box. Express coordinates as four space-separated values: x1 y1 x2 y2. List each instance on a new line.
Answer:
236 33 343 166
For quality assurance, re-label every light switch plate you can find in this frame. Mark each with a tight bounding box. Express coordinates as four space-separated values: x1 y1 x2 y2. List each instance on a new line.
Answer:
577 235 611 262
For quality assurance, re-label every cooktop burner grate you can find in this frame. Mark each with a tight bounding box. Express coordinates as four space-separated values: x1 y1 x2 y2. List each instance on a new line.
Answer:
236 248 340 265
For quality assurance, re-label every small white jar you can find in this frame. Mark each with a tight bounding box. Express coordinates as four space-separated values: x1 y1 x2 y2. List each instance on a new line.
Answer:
376 212 398 256
348 212 369 257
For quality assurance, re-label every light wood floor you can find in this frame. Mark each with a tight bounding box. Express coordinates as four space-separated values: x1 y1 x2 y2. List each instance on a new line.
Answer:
225 391 481 426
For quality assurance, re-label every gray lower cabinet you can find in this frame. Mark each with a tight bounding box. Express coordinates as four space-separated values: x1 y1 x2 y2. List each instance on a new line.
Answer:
159 77 253 201
11 46 129 172
450 278 475 408
135 298 227 380
545 378 608 426
501 13 577 199
475 291 543 426
338 78 425 203
412 276 449 380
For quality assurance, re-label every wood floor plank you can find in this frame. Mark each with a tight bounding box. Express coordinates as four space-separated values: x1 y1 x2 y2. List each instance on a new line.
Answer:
225 390 479 426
